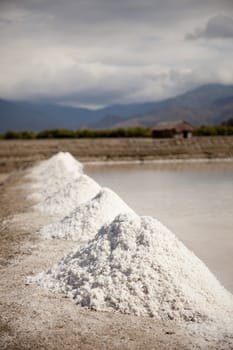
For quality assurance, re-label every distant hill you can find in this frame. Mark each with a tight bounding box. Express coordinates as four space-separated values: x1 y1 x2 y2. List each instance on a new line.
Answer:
0 83 233 132
0 100 96 132
90 84 233 129
0 98 166 132
109 105 212 129
171 84 233 108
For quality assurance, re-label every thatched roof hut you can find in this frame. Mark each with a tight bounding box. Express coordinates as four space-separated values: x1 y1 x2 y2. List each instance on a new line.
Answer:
152 120 194 138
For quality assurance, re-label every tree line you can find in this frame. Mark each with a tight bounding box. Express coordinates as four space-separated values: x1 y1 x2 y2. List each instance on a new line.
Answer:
1 125 233 139
193 125 233 136
0 127 151 139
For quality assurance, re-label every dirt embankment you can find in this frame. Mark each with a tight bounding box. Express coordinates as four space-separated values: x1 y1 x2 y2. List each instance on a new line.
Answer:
0 136 233 172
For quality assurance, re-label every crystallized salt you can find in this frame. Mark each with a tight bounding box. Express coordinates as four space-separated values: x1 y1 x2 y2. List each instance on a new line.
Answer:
29 152 83 180
28 152 83 201
40 188 136 241
33 214 233 324
34 175 101 217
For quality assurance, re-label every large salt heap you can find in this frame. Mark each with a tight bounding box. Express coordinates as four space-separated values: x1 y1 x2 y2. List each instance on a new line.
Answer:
40 188 136 241
28 152 83 201
34 174 101 217
34 214 233 326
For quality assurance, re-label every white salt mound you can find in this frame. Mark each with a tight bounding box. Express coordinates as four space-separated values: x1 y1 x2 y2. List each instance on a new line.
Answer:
29 152 83 180
34 174 101 217
28 152 83 201
34 214 233 324
40 187 136 241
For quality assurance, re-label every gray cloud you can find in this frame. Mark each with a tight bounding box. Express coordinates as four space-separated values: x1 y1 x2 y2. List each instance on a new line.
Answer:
0 1 233 107
187 14 233 40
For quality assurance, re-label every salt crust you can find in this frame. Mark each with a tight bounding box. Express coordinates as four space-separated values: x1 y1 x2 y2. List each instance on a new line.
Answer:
28 152 83 201
34 214 233 325
29 152 83 180
40 188 136 241
34 174 100 216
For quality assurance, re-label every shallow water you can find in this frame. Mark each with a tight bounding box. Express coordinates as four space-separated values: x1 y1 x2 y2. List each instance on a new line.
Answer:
86 161 233 293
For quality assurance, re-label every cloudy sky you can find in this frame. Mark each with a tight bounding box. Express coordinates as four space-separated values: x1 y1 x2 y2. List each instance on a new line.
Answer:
0 0 233 108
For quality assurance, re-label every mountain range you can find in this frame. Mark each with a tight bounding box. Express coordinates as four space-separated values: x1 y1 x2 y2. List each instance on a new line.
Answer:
0 84 233 132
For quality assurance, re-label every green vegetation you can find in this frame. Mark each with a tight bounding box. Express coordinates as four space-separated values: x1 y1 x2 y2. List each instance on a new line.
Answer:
222 118 233 127
194 125 233 136
1 123 233 139
2 130 36 139
193 118 233 135
0 127 151 139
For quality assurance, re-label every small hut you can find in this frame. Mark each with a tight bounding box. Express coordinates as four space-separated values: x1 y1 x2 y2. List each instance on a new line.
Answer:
152 120 194 138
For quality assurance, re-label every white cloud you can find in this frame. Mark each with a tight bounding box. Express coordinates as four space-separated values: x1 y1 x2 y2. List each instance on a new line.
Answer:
0 1 233 107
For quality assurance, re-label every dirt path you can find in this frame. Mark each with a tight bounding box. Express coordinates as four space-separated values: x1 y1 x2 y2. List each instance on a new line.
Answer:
0 169 233 350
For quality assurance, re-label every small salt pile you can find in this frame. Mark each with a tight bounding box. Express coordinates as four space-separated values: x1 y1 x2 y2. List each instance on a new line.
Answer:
40 188 136 241
34 214 233 326
28 152 83 201
29 152 83 180
34 175 101 217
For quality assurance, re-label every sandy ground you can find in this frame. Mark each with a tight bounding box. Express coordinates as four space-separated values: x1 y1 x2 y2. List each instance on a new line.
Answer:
1 136 233 173
0 169 233 349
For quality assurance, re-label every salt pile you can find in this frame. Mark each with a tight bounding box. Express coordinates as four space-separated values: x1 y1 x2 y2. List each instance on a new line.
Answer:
34 214 233 324
34 174 101 217
29 152 83 180
40 188 136 241
28 152 83 201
